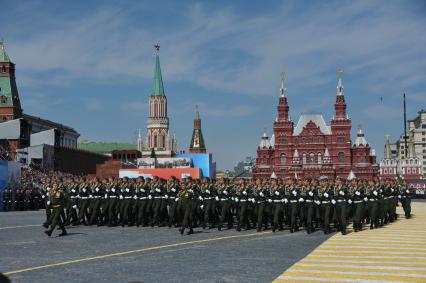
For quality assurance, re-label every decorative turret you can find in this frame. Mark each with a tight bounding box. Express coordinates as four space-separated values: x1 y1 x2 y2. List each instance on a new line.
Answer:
0 41 22 122
137 129 143 152
334 68 347 119
323 148 332 164
292 149 301 165
277 72 290 122
259 129 271 149
354 125 368 146
384 134 392 159
347 170 356 180
189 105 206 153
270 133 275 148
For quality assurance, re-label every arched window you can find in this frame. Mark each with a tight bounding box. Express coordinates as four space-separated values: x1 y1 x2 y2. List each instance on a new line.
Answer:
162 136 166 148
309 152 315 164
280 153 286 164
318 153 322 164
338 152 344 163
1 65 6 73
384 168 388 174
154 136 158 148
407 168 411 174
302 153 306 164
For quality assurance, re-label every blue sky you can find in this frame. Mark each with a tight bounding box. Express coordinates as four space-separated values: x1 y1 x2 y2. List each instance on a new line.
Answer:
1 0 425 170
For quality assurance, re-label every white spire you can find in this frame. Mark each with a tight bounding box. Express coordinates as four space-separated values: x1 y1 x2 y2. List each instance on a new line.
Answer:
337 68 344 96
347 170 356 180
270 133 275 148
293 149 299 158
137 129 143 152
324 148 330 157
259 129 271 148
384 134 391 159
280 72 287 98
271 172 277 179
355 124 368 146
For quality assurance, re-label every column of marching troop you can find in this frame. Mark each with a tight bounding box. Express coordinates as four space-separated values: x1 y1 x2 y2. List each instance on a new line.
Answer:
41 176 413 236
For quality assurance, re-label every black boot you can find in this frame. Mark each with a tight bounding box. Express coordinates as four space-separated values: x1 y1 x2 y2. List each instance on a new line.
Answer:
45 230 52 237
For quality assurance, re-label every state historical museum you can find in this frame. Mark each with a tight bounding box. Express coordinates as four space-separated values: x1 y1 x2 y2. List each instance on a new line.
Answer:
252 70 378 180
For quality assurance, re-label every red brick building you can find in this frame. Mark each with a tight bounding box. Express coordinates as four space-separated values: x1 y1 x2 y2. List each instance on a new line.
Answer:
253 70 378 180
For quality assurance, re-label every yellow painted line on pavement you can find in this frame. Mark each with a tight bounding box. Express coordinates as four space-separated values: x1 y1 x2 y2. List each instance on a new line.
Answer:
289 265 426 275
4 231 271 276
0 224 41 230
275 202 426 282
279 271 426 282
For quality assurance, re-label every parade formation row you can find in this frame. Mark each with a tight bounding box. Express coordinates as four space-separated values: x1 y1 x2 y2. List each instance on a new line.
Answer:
39 174 413 237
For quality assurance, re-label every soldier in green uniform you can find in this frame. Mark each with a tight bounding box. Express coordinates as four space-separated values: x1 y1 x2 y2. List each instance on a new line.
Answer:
235 178 251 231
178 182 195 235
89 178 104 225
288 179 300 233
352 179 366 232
78 179 91 225
270 178 284 232
335 178 349 235
42 183 52 228
305 179 317 234
255 178 270 232
65 178 79 226
44 183 67 237
167 176 180 228
119 177 133 227
201 177 216 229
400 180 412 218
217 178 233 231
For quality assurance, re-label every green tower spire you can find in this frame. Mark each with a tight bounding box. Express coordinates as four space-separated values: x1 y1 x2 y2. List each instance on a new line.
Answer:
151 44 165 97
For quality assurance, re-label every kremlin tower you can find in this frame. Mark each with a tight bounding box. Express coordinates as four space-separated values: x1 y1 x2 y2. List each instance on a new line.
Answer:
189 106 206 153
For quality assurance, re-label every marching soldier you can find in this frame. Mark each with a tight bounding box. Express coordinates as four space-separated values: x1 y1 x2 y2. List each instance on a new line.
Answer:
335 178 349 235
352 179 366 232
400 180 412 219
44 183 67 237
119 177 133 227
270 178 285 232
78 180 91 226
178 182 195 235
167 177 180 228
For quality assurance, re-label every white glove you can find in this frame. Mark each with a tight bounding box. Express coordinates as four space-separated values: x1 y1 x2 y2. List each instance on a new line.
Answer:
373 191 378 196
391 188 394 193
231 197 235 201
141 189 145 193
72 189 76 193
206 189 210 194
175 198 179 202
171 188 176 192
252 198 256 204
47 201 51 205
95 188 99 192
112 188 115 193
148 195 152 199
243 191 247 195
189 189 194 193
298 198 304 202
82 188 86 192
47 187 51 191
42 195 45 199
355 191 360 196
284 198 288 204
292 191 297 196
215 196 219 201
268 199 272 203
308 191 313 197
125 188 130 192
223 190 228 195
89 194 93 198
331 199 336 205
155 188 161 193
398 195 401 199
119 195 123 199
105 194 108 198
133 195 138 200
339 191 345 196
165 194 169 199
315 200 320 205
275 191 279 196
259 192 264 197
72 205 77 209
200 205 204 209
235 198 239 203
348 199 352 204
363 197 368 201
406 190 410 194
324 193 329 198
198 196 203 201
